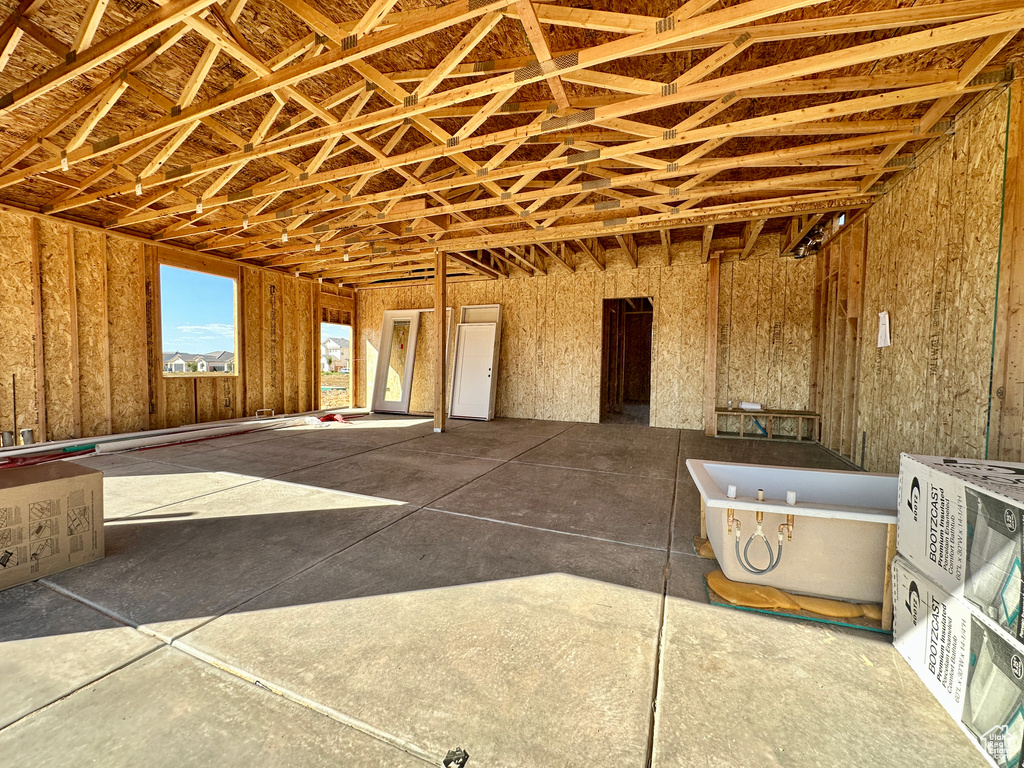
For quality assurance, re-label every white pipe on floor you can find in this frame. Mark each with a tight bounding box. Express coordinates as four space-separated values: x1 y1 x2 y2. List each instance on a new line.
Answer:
0 408 356 462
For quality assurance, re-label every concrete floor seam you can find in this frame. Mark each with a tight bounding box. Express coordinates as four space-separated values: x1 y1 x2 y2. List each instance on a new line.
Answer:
644 430 682 768
133 416 447 484
0 644 164 734
113 476 263 520
38 579 147 635
167 504 425 645
509 457 675 480
168 641 440 766
416 423 580 510
20 504 433 757
424 507 671 554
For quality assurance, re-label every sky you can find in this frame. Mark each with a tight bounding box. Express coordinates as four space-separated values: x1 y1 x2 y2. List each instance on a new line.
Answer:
160 265 236 354
321 322 351 343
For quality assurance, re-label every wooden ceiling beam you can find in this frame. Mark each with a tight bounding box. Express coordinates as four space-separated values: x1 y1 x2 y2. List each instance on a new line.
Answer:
700 224 714 263
0 0 515 187
80 76 939 227
739 218 766 259
573 239 604 271
0 0 48 73
75 52 992 224
32 4 1012 214
72 0 111 53
318 191 870 261
257 175 868 267
514 0 570 109
0 0 219 116
616 233 637 268
179 131 921 244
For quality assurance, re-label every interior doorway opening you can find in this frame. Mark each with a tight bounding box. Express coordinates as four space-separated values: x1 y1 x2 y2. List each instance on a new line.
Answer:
600 297 653 426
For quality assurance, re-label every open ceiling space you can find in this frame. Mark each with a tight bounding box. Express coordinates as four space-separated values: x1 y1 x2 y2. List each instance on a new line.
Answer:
3 2 1024 767
0 0 1022 285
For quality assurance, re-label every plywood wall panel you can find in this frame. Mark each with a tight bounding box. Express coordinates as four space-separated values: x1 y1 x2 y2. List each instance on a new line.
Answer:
819 89 1011 472
951 101 1006 458
196 377 217 423
359 253 769 431
297 281 312 413
782 257 814 413
163 376 193 428
715 261 733 412
243 266 263 416
724 260 757 406
74 229 110 438
38 220 77 440
1 213 317 442
106 236 148 434
282 279 296 415
262 271 284 414
0 211 38 440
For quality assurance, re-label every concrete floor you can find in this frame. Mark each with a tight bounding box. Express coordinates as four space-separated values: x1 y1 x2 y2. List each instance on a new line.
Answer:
0 416 986 767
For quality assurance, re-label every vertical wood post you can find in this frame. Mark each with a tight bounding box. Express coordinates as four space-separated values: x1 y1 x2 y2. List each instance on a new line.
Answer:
350 289 359 409
704 253 720 436
99 234 112 435
992 78 1024 461
434 248 447 432
67 228 81 438
29 219 47 441
312 283 321 411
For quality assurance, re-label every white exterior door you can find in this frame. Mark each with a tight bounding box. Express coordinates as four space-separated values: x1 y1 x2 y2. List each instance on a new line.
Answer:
450 323 498 420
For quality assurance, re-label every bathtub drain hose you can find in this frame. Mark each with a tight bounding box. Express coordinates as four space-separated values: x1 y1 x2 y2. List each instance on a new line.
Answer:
736 529 784 575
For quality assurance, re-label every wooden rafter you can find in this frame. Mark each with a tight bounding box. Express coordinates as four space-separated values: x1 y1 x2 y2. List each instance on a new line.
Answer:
0 0 1018 286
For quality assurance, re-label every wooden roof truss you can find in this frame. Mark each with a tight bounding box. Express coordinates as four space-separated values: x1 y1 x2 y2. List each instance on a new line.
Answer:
0 0 1021 286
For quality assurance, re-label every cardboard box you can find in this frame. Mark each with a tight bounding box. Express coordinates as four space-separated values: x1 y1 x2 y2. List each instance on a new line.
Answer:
0 461 104 592
892 556 1024 768
898 455 1024 643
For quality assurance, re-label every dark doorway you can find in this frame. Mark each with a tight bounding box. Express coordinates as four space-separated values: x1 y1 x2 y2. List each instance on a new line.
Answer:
600 297 653 425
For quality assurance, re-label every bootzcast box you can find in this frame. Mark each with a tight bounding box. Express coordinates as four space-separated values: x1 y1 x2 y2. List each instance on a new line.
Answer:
893 556 1024 768
898 454 1024 644
0 461 104 592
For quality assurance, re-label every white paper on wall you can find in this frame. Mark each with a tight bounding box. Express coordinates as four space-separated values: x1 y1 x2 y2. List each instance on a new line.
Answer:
878 311 891 348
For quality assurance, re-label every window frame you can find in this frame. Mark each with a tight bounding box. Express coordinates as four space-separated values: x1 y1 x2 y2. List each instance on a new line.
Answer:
157 254 241 380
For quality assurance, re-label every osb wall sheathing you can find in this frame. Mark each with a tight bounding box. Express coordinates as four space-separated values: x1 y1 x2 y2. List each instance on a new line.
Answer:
74 228 111 438
236 266 315 418
106 237 148 434
825 89 1011 473
812 217 867 461
38 220 77 439
357 237 808 430
0 211 40 440
0 209 320 443
716 248 815 436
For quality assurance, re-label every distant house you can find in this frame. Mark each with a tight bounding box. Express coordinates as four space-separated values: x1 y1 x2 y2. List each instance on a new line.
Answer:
321 337 350 372
163 351 235 373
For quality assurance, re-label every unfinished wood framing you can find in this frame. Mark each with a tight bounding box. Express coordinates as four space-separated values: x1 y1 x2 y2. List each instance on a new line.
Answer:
434 248 447 431
0 0 1016 293
991 78 1024 462
813 87 1012 472
0 0 1021 449
0 206 320 440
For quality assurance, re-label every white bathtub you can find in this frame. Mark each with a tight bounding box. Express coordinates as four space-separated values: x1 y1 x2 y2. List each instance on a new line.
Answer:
686 460 898 603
